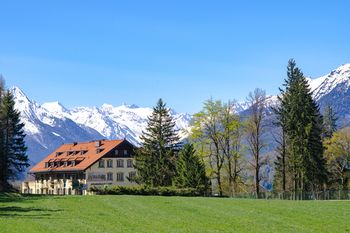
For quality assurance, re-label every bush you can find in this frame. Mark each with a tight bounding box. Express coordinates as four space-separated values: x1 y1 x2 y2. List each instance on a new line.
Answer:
89 185 208 197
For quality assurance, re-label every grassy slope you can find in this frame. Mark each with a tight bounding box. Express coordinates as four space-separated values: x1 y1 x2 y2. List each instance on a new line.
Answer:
0 194 349 233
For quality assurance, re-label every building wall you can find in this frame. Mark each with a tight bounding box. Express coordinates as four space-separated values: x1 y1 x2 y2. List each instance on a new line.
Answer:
85 157 137 188
21 157 137 195
21 176 86 195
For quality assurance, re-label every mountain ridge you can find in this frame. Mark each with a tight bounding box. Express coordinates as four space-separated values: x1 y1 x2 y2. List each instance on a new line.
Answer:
11 63 350 164
11 86 192 163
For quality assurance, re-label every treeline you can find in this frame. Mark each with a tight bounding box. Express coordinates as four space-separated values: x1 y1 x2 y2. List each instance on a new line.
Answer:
134 60 349 197
0 76 29 192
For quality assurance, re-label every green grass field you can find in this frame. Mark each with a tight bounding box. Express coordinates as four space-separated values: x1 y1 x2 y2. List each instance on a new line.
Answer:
0 194 349 233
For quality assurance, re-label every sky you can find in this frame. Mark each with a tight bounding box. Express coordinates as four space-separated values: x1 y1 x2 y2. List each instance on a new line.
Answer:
1 0 350 114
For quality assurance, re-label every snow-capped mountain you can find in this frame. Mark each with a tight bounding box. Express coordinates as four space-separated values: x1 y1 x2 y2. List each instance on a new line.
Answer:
309 63 350 126
11 87 192 163
12 87 104 164
11 63 350 165
309 64 350 101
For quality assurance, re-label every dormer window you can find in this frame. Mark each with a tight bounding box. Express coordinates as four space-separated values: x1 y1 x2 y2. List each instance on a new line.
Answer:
68 151 74 156
96 148 103 154
71 161 75 166
50 162 54 167
45 162 48 168
63 161 68 167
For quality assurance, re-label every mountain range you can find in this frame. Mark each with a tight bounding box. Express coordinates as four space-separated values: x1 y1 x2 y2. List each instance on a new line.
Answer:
12 87 191 164
12 63 350 165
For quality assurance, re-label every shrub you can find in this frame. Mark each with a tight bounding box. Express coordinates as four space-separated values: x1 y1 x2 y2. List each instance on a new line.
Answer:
89 185 208 196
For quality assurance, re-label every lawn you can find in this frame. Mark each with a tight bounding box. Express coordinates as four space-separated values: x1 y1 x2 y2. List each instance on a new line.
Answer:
0 194 349 233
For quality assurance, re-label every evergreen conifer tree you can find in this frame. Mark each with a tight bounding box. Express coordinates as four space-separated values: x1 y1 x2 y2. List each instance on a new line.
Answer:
274 59 327 195
174 143 208 190
322 105 337 139
134 99 179 187
0 90 29 191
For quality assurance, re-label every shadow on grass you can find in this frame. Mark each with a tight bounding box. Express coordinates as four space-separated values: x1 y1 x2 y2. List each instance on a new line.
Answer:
0 193 50 203
0 206 61 218
0 193 62 219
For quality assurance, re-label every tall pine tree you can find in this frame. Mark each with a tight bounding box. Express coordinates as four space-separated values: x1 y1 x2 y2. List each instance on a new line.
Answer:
322 105 337 139
0 89 29 191
134 98 179 187
174 143 208 190
274 59 327 195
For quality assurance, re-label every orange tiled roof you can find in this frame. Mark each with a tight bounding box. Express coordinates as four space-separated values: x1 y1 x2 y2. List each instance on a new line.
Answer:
30 139 124 173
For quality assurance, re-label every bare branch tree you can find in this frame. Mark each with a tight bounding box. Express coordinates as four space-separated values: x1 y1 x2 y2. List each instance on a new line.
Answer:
246 88 267 198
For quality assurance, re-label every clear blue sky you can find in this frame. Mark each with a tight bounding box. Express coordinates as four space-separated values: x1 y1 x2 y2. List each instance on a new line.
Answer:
1 0 349 113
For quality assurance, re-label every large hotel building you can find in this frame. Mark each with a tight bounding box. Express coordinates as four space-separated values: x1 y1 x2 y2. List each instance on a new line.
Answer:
21 139 137 195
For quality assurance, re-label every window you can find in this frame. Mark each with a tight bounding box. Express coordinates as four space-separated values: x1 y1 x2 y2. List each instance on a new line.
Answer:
128 171 136 180
127 159 133 168
124 150 128 156
98 160 105 168
63 161 68 167
71 161 75 166
45 162 48 168
80 150 87 155
107 172 113 181
116 159 124 168
50 162 54 167
115 150 119 155
116 172 124 182
107 159 113 168
96 148 104 154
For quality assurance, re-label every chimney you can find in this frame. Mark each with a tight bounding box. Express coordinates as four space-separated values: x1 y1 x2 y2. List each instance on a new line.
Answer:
73 142 78 146
95 140 101 147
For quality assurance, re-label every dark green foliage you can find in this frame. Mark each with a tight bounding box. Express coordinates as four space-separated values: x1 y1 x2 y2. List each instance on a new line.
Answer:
174 143 208 189
0 85 29 191
322 105 337 139
89 185 207 196
273 59 327 193
134 99 179 187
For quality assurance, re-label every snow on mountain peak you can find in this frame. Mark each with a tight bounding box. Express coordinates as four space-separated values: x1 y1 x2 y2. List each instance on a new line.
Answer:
11 86 27 98
42 101 68 114
309 63 350 100
11 87 192 146
11 86 32 107
336 63 350 73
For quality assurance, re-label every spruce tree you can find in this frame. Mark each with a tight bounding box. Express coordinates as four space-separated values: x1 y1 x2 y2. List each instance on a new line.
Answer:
134 98 179 187
274 59 327 195
0 90 29 191
174 143 208 190
322 105 337 139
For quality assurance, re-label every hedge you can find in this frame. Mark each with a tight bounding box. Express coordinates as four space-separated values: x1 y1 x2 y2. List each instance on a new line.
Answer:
89 185 208 196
